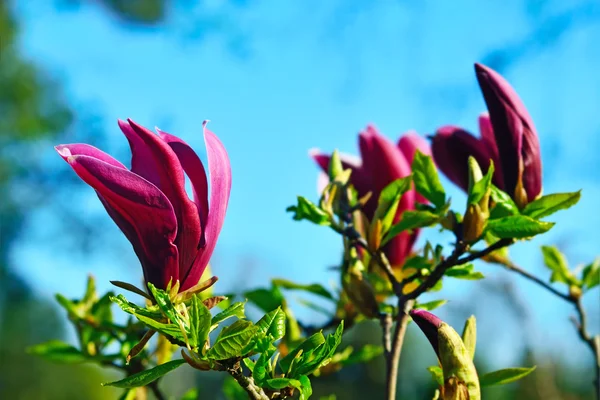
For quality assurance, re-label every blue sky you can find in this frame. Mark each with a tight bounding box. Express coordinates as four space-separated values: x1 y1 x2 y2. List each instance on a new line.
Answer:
12 1 600 367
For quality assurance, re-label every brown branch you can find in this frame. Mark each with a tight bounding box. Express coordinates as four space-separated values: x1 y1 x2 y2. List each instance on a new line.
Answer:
385 300 414 400
228 365 270 400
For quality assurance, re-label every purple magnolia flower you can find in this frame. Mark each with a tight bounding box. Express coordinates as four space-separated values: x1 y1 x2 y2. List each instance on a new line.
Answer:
410 309 444 356
311 125 431 268
432 63 542 207
56 119 231 292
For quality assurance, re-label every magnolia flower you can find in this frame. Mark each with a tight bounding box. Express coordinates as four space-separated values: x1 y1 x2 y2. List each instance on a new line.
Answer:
56 119 231 292
311 125 430 268
432 63 542 208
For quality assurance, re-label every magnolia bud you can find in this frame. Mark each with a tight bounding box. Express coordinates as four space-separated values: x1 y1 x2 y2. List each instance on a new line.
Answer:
462 204 486 243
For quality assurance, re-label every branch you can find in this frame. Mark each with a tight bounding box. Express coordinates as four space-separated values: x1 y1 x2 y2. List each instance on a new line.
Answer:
228 365 270 400
494 258 571 301
385 300 414 400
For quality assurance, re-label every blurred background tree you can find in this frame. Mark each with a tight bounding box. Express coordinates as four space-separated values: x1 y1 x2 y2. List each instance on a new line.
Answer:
0 0 598 399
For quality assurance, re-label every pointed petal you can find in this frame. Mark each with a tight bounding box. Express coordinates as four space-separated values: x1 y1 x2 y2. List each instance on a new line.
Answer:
56 150 179 289
157 128 210 231
118 119 201 278
431 126 499 191
410 309 443 357
182 125 232 290
55 144 126 169
475 63 541 200
397 131 431 204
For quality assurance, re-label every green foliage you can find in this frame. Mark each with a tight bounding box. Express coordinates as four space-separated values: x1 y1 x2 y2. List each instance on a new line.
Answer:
211 301 247 328
208 320 257 360
256 308 286 340
489 185 519 218
445 264 485 280
521 191 581 219
467 160 494 206
271 279 334 300
411 151 446 209
222 376 247 400
373 177 413 234
189 296 212 350
26 340 87 364
479 366 537 386
383 210 441 246
461 316 477 360
287 196 332 226
541 246 578 286
427 365 444 387
102 359 186 388
582 258 600 290
486 215 554 238
414 300 447 312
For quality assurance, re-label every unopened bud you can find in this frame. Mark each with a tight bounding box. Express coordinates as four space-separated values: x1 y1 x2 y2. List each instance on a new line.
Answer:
462 204 486 243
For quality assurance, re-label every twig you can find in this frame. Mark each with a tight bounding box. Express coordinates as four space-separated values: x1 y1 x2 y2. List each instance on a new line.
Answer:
228 365 270 400
495 258 571 301
385 300 414 400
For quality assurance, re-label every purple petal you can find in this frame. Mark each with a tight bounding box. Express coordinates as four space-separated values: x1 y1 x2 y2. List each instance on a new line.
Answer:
475 63 541 200
56 149 179 289
431 126 498 192
157 128 210 237
55 144 127 169
118 119 201 279
410 309 443 357
183 124 232 291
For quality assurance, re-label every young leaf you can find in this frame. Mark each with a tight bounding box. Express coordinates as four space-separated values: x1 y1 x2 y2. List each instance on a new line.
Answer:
102 359 186 388
208 320 257 360
293 323 344 377
134 314 187 341
266 378 302 390
287 197 332 226
414 300 447 312
486 215 554 239
373 177 413 233
189 295 212 349
582 258 600 290
522 191 581 219
328 150 344 181
339 344 383 366
110 294 163 320
147 283 180 323
468 160 494 206
427 365 444 386
181 388 200 400
489 185 519 218
245 287 284 312
271 279 334 300
298 375 313 400
383 210 440 246
27 340 87 364
461 316 477 360
479 366 536 386
541 246 578 286
256 308 286 341
445 264 484 280
279 331 326 373
411 151 446 209
211 301 246 329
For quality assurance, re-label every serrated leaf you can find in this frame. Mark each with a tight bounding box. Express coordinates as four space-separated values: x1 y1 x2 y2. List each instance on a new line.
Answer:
299 375 313 400
211 301 246 329
461 316 476 360
412 151 446 209
256 308 286 341
479 366 536 386
279 331 326 373
189 295 212 349
415 300 447 312
486 215 554 239
582 258 600 290
27 340 87 364
102 359 186 388
383 210 440 246
427 365 444 386
208 320 257 360
287 196 331 226
522 191 581 219
245 286 285 312
541 246 578 286
271 279 334 300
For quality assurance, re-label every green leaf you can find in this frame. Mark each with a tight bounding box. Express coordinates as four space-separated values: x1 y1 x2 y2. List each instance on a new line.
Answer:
373 177 413 233
134 314 186 340
287 197 331 226
279 331 326 373
292 322 344 377
298 375 313 400
102 359 186 388
55 294 81 319
27 340 87 364
256 308 286 341
328 150 344 181
211 301 246 329
541 246 578 286
245 286 285 312
486 215 554 239
208 320 257 360
340 344 383 366
266 378 302 390
415 300 447 312
412 151 446 209
189 295 212 349
522 191 581 219
461 316 477 360
271 279 334 300
468 161 494 206
181 388 199 400
147 283 180 323
110 294 163 320
383 210 440 246
445 264 485 280
479 366 536 386
582 258 600 290
222 376 248 400
427 365 444 386
489 186 519 218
